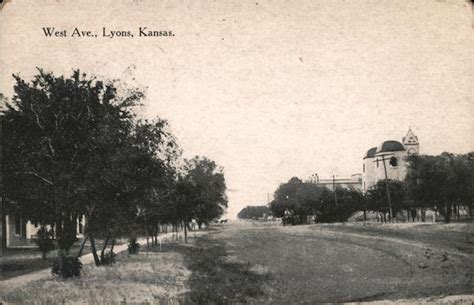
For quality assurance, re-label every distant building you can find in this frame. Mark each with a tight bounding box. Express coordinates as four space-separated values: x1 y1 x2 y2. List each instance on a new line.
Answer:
317 174 362 191
362 128 419 192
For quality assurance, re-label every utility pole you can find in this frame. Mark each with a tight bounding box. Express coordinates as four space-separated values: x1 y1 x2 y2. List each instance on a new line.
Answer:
333 174 339 222
380 155 394 221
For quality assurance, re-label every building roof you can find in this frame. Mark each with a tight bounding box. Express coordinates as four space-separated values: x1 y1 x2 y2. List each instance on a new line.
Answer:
364 147 377 159
402 128 419 144
376 140 405 154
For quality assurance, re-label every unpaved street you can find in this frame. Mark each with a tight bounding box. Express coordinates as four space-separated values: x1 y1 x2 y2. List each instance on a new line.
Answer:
202 221 472 303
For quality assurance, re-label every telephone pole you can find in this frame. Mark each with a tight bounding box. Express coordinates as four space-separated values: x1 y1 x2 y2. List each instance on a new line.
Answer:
380 155 394 221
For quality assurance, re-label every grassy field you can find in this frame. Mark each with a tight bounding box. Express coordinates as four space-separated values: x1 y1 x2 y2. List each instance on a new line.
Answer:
0 239 124 280
1 248 55 280
2 249 190 304
158 232 271 304
174 222 472 303
1 222 472 304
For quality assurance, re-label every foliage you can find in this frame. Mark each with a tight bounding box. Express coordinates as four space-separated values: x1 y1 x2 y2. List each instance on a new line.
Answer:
365 180 407 221
405 152 474 222
270 177 363 224
178 156 228 227
100 251 116 265
237 205 270 219
33 226 55 259
51 254 82 278
128 237 140 255
2 69 143 253
2 68 229 267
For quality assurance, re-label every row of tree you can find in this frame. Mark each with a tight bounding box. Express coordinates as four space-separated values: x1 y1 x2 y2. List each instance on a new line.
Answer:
1 69 227 275
268 152 473 224
269 177 363 224
237 205 270 220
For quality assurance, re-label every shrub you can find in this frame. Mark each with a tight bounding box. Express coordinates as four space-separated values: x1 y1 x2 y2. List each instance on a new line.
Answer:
33 226 55 259
52 254 82 278
128 237 140 254
100 251 116 265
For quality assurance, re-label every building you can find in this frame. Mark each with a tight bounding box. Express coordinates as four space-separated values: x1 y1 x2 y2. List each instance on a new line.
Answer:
317 174 363 191
1 213 85 248
362 128 419 192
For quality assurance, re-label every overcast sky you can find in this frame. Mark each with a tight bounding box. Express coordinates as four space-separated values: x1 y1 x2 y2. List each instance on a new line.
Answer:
1 0 472 218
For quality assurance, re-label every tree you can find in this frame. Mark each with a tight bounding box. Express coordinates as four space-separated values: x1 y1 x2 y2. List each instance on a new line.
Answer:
237 205 270 220
405 152 474 223
270 177 304 218
33 226 55 259
2 69 151 270
333 187 364 222
179 156 228 236
269 178 363 224
366 180 407 222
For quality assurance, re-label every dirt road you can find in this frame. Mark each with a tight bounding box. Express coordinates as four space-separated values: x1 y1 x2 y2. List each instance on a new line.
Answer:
205 221 472 303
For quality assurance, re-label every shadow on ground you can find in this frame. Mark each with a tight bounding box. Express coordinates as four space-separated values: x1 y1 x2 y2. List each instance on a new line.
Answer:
154 231 271 305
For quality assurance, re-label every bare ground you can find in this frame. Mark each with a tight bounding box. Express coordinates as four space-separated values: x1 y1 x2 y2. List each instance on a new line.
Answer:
192 221 473 304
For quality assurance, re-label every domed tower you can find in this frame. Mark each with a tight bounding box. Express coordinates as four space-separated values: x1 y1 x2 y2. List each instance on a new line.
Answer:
374 140 407 184
402 128 419 155
362 147 377 192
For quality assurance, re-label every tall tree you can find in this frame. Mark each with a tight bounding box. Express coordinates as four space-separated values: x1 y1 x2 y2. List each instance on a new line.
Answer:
405 152 474 222
180 156 228 231
2 69 144 262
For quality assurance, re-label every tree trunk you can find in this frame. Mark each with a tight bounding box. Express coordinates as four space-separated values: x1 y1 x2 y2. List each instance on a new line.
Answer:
445 205 451 223
184 220 188 244
57 248 65 273
155 225 160 246
110 238 115 253
100 234 110 261
89 236 101 266
1 213 7 251
76 234 89 258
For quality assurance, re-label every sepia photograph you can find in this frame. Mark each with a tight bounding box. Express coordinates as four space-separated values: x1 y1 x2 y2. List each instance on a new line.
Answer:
0 0 473 304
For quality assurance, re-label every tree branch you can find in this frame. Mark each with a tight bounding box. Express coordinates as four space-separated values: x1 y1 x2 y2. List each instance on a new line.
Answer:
24 171 54 185
30 104 44 129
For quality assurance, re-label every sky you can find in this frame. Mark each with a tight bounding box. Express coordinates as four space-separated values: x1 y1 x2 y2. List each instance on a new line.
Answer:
1 0 473 218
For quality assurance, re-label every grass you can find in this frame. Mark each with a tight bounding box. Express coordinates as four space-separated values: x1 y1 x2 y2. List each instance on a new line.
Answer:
2 248 190 304
0 248 55 280
2 230 273 304
2 223 471 304
1 238 125 280
155 233 271 305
